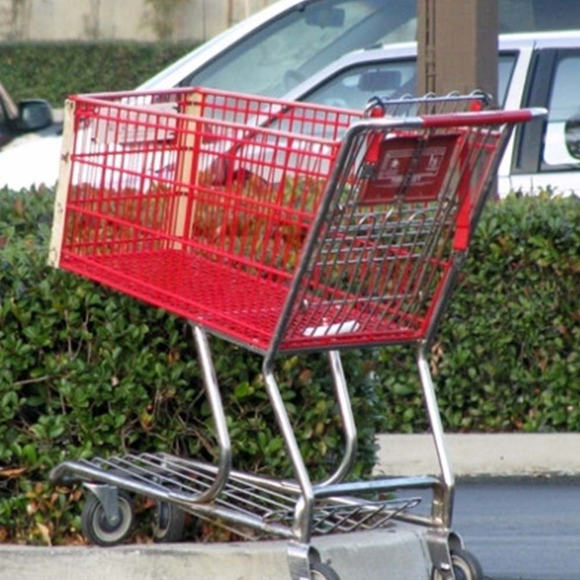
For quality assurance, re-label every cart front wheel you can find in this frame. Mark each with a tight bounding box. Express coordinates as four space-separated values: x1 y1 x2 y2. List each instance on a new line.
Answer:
81 490 135 546
152 501 186 543
432 548 484 580
310 561 341 580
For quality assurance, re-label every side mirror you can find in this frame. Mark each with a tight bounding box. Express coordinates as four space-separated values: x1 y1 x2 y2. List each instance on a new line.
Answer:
565 116 580 159
17 99 53 132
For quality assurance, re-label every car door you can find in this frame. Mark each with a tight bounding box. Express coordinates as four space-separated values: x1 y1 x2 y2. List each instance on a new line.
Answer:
509 37 580 195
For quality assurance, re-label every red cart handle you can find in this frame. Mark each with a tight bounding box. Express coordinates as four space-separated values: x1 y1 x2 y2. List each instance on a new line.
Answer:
420 107 546 129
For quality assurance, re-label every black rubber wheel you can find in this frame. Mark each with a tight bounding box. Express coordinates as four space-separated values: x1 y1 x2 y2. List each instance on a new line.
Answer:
81 490 135 546
152 501 186 543
310 561 341 580
432 547 484 580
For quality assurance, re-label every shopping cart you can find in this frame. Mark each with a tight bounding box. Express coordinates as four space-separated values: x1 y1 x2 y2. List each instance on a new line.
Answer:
48 87 545 580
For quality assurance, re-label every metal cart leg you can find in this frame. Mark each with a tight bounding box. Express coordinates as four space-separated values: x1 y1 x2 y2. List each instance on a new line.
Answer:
263 351 357 580
417 342 457 579
417 343 454 528
318 351 358 487
262 351 359 529
190 323 233 502
262 360 318 580
263 361 315 542
50 325 234 509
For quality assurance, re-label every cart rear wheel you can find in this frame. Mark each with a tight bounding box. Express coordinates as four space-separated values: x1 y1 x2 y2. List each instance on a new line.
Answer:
81 490 135 546
152 501 186 543
432 548 484 580
310 561 341 580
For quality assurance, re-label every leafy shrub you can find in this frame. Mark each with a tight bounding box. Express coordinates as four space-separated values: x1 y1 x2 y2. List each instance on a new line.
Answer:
373 193 580 433
0 42 197 106
1 188 580 545
0 187 380 544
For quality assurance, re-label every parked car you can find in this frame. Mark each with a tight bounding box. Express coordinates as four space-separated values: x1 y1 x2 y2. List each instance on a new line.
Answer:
282 31 580 196
1 0 579 192
0 81 57 151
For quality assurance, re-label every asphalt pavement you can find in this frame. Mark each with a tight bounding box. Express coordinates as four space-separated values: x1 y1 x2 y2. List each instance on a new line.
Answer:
454 477 580 580
377 434 580 580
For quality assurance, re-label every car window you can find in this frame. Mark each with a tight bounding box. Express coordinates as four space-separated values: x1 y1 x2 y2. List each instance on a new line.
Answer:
301 59 416 110
180 0 417 98
301 53 518 111
497 53 517 105
542 53 580 169
499 0 580 32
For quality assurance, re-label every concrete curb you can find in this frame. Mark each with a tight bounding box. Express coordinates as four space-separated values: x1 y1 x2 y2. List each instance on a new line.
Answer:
375 433 580 477
0 526 432 580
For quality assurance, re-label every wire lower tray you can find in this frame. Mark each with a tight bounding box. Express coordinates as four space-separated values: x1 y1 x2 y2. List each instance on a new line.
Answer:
61 452 422 539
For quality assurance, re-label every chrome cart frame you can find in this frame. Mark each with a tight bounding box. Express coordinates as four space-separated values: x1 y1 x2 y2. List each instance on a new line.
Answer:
49 87 545 580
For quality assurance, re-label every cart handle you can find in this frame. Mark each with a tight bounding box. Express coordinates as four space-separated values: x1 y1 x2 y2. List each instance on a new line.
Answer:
342 107 546 139
419 107 547 128
364 90 492 117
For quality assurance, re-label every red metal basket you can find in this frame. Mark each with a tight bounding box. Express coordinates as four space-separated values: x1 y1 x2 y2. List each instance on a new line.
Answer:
49 87 538 354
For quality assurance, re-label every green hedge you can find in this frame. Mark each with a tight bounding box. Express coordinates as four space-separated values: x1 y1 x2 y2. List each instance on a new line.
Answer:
0 42 197 107
1 188 579 544
373 193 580 433
0 187 380 544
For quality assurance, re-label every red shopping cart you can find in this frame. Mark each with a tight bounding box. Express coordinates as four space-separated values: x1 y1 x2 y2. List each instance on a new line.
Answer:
49 87 544 580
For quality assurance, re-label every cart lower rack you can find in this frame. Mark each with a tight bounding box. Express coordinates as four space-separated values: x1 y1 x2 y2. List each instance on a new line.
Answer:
49 87 545 580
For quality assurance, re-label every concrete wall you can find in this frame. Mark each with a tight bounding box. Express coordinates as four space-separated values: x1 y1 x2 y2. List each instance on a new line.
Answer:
0 0 275 43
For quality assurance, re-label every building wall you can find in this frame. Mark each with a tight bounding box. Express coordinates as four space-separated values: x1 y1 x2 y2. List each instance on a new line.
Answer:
0 0 275 43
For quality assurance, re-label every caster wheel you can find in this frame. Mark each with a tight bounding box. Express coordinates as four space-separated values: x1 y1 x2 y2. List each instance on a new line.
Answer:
432 547 484 580
152 501 186 543
81 490 135 546
310 561 341 580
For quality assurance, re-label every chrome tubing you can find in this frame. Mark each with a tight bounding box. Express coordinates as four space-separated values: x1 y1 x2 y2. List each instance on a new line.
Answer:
417 343 454 529
191 324 232 502
263 361 314 543
317 351 358 487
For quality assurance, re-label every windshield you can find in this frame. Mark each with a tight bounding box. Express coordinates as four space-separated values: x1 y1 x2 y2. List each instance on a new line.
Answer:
179 0 580 99
181 0 417 97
